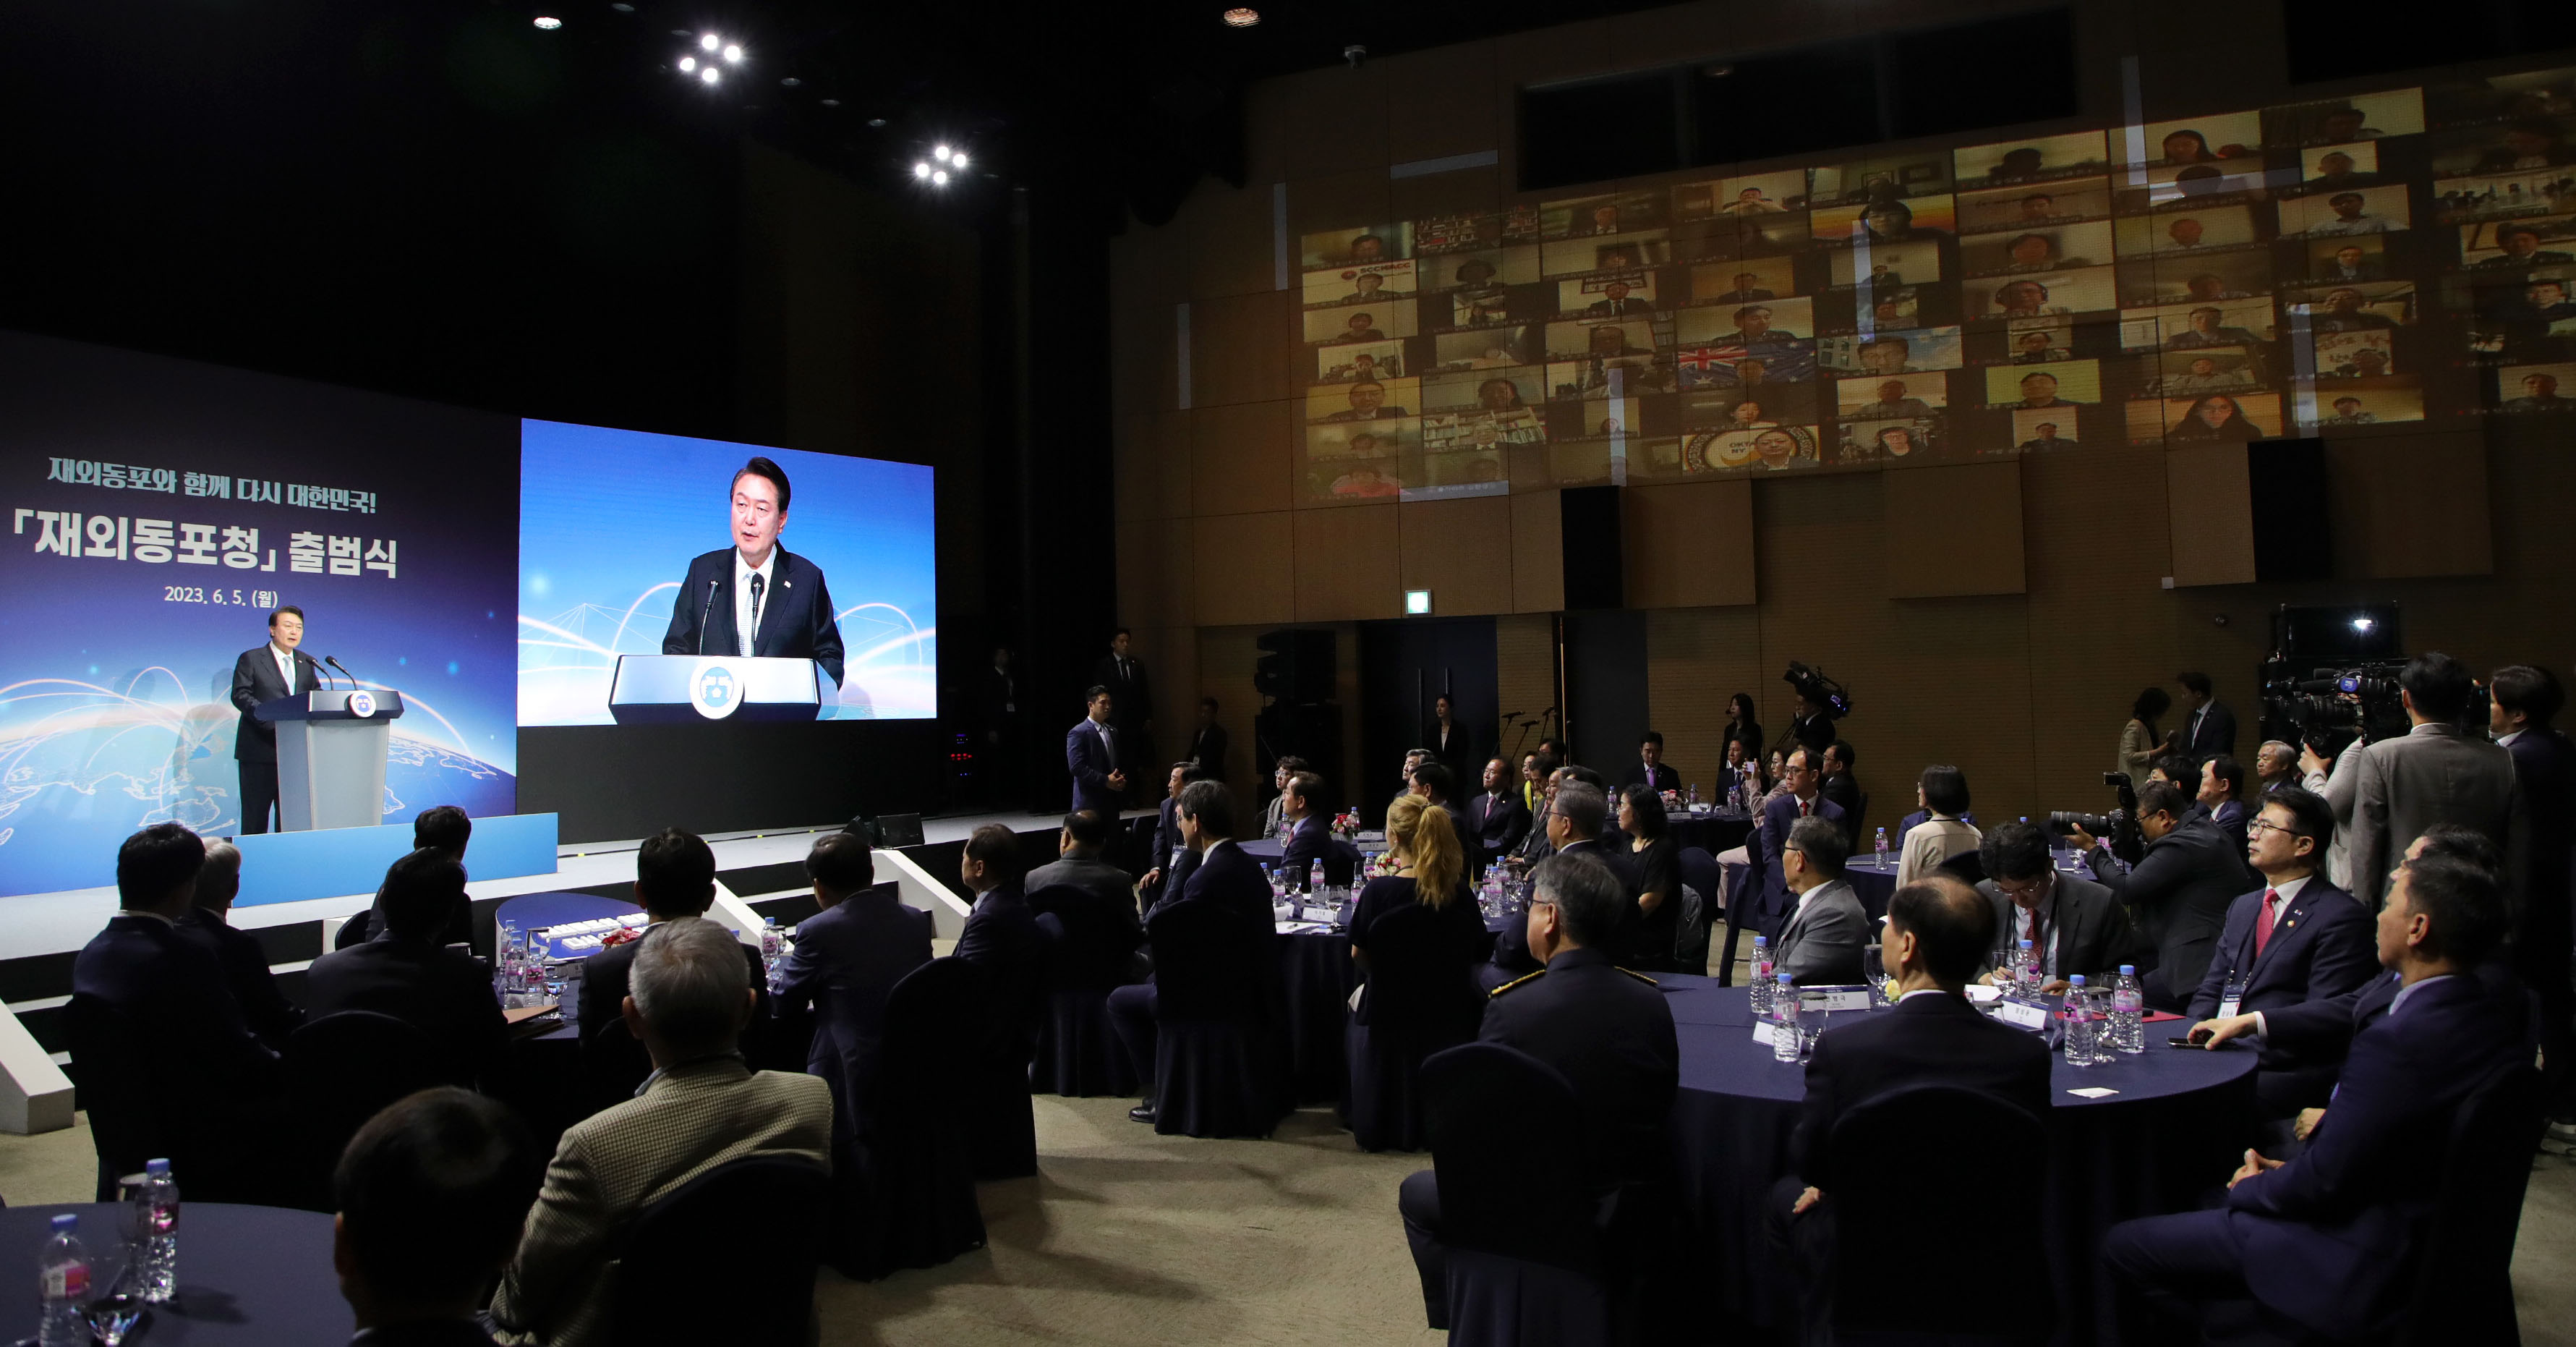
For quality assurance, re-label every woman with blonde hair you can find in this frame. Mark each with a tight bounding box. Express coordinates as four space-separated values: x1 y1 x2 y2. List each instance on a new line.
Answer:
1346 794 1487 1150
1350 794 1487 973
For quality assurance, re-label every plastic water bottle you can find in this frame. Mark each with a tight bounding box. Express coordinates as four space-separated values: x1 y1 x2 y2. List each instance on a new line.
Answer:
134 1157 179 1302
2112 965 2146 1054
1772 974 1802 1063
759 918 782 970
1750 937 1775 1013
2016 939 2042 996
1687 783 1699 809
1873 827 1889 869
37 1212 88 1347
2063 976 2100 1066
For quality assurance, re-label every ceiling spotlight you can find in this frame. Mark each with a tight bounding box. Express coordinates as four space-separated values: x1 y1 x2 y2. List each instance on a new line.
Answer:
1224 7 1260 25
951 150 969 169
723 43 743 63
699 66 720 84
699 33 720 51
913 161 931 178
933 143 952 161
532 15 563 30
678 55 697 72
931 169 950 185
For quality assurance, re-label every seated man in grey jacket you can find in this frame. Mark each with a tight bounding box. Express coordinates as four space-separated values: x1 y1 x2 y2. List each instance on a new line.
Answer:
1775 816 1870 985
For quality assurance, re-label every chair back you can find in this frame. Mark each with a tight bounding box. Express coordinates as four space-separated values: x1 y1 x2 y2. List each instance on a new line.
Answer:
1026 884 1134 991
1676 847 1720 915
1851 791 1870 849
285 1011 469 1207
876 957 988 1114
1148 898 1271 1022
1355 900 1477 1037
62 994 158 1193
1826 1084 2046 1333
1937 849 1987 884
1423 1042 1599 1273
579 1016 656 1118
610 1155 830 1346
2393 1061 2546 1345
1322 840 1362 888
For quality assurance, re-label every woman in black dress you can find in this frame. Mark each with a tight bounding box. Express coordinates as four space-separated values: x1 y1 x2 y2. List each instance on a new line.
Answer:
1725 692 1765 765
1349 794 1488 1001
1620 785 1682 973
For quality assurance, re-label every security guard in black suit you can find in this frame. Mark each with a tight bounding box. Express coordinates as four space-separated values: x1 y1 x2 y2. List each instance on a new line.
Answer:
1399 851 1679 1323
229 604 323 834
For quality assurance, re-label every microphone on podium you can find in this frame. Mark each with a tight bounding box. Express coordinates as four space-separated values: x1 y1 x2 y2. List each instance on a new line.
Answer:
325 655 358 687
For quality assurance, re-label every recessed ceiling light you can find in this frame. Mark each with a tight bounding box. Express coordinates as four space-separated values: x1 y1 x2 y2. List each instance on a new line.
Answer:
780 77 801 88
670 28 691 36
913 162 931 179
823 99 843 108
678 55 697 72
951 150 969 169
931 169 950 185
699 33 720 51
699 66 720 84
1223 7 1260 26
722 43 743 63
866 116 885 126
610 3 634 12
532 15 563 30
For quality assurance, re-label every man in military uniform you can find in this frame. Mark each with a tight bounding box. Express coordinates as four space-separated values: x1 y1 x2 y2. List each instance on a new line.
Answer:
1396 851 1680 1327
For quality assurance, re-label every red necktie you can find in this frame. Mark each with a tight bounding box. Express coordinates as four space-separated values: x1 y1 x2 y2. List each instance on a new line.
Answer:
2025 907 2042 950
1799 799 1811 818
2253 888 2279 956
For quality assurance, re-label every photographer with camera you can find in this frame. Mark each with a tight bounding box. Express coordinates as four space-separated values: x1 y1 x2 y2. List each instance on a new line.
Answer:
2333 653 2519 908
2068 778 2257 1011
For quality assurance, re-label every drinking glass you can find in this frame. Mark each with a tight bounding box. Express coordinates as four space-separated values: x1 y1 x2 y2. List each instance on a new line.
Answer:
86 1246 146 1346
1861 946 1888 1008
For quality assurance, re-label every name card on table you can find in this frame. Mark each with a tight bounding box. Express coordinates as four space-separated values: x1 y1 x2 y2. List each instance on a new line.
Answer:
1799 987 1872 1014
1995 999 2052 1032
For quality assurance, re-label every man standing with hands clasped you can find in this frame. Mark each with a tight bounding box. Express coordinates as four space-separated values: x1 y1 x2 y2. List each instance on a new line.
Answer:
1067 687 1127 819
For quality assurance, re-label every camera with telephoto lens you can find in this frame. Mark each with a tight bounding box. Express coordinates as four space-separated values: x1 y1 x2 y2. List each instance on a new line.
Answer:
2260 658 2410 758
1782 661 1853 719
2045 771 2143 864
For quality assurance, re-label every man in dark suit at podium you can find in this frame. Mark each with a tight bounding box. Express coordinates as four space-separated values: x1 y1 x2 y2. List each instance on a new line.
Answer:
229 604 322 835
659 456 845 688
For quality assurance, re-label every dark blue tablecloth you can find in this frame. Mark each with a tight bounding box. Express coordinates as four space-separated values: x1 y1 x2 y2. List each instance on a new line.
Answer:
1668 813 1753 858
0 1203 350 1344
1658 979 2256 1346
1280 917 1508 1108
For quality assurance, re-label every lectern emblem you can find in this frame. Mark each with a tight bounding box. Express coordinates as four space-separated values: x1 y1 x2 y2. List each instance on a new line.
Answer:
347 691 378 718
692 664 741 720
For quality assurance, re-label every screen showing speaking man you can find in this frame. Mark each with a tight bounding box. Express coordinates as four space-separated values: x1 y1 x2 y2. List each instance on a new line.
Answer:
517 421 934 726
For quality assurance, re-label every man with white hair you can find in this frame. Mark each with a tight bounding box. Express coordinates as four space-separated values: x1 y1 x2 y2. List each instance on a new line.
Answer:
492 919 832 1347
174 838 304 1045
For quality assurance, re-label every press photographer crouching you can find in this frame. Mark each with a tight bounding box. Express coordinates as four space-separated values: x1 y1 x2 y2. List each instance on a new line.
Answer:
2066 778 2257 1011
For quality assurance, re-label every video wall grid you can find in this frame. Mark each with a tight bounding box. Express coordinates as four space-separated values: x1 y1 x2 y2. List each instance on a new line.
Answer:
1293 64 2576 502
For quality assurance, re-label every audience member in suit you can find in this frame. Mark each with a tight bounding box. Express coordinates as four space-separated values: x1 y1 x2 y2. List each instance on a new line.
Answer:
1277 770 1333 889
72 824 281 1201
1757 747 1848 941
1619 786 1684 972
957 823 1044 1060
332 1087 539 1347
1487 780 1635 986
1031 807 1145 912
2336 653 2523 908
176 840 304 1047
1818 740 1863 839
1562 765 1632 853
1425 693 1473 785
2103 854 2529 1343
1399 854 1679 1326
2072 778 2257 1009
492 919 833 1347
337 806 475 951
2189 755 2252 851
1466 757 1531 860
1109 782 1274 1123
1405 760 1479 875
768 832 933 1142
1775 817 1870 985
1135 767 1206 916
1090 628 1156 770
1065 686 1129 818
1788 696 1836 757
229 603 323 835
1185 697 1228 778
2172 671 2239 762
2254 740 2300 796
1770 875 2052 1344
1718 738 1762 809
1259 756 1308 842
1622 730 1682 794
572 828 771 1054
303 848 511 1087
1974 821 2138 990
2491 666 2576 1113
1893 765 1981 888
2185 789 2379 1114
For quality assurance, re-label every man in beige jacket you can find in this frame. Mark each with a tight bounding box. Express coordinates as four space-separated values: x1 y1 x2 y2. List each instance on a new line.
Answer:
492 918 832 1346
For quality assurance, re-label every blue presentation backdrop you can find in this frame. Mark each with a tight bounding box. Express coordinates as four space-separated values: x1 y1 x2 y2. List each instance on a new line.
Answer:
516 420 937 726
0 333 520 898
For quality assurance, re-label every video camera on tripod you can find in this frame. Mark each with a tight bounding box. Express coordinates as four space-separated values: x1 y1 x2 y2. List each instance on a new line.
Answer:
1783 662 1851 718
2260 662 2412 758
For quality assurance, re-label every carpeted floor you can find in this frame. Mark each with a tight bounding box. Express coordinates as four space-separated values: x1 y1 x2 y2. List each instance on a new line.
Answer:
4 1095 2575 1343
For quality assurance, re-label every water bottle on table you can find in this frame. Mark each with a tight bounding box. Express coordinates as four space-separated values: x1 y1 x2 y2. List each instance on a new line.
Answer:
38 1212 88 1347
1772 974 1802 1064
2016 939 2042 997
1873 826 1888 869
1750 936 1775 1013
133 1157 179 1302
2112 965 2145 1053
759 918 782 971
2062 976 2101 1065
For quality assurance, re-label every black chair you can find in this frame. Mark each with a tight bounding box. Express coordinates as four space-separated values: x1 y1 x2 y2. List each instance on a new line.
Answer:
1824 1084 2046 1343
1147 899 1287 1139
1716 833 1767 987
578 1016 655 1121
283 1011 467 1210
1937 849 1987 884
62 994 160 1202
2376 1061 2546 1345
1027 885 1142 1097
1418 1042 1616 1344
1675 846 1720 972
1850 791 1870 853
967 952 1040 1182
837 956 987 1279
607 1155 830 1345
1345 902 1480 1152
1323 840 1362 888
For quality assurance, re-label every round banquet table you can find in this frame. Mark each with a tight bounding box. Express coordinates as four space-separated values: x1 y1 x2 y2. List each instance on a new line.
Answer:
1658 978 2256 1346
0 1203 350 1344
1274 914 1506 1106
494 891 645 961
1667 812 1753 857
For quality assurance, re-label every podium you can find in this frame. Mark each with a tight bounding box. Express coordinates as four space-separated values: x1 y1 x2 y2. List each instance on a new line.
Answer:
607 655 825 724
255 689 406 832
